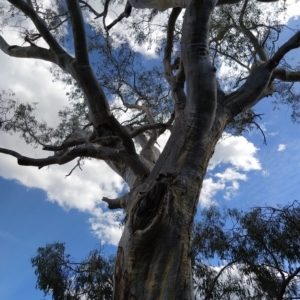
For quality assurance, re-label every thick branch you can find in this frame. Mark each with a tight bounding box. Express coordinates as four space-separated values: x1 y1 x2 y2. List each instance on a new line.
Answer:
43 128 93 151
0 147 76 168
163 7 182 84
0 36 52 61
238 0 268 61
182 0 218 128
0 36 74 74
130 123 171 138
63 4 137 157
73 143 150 176
224 63 273 116
271 31 300 66
163 8 187 117
278 266 300 300
66 0 89 65
225 31 300 116
102 196 123 209
8 0 65 54
69 143 150 177
106 1 132 31
102 190 135 210
273 68 300 82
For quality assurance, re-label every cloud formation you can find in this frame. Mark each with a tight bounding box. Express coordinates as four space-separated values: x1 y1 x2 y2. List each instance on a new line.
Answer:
277 144 286 152
200 134 261 206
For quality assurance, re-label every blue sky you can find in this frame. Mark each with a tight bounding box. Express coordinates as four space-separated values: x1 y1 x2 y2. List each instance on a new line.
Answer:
0 0 300 299
1 97 300 299
0 178 103 300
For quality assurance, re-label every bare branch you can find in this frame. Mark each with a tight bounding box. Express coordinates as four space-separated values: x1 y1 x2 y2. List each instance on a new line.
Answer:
252 121 267 145
124 103 155 124
103 189 136 210
225 31 300 116
212 47 250 70
0 28 73 74
271 31 300 66
0 35 54 62
69 143 150 177
102 196 123 209
163 7 182 84
130 123 171 138
79 0 106 19
238 0 268 61
66 0 89 65
273 68 300 82
0 147 76 168
65 158 83 178
8 0 65 55
43 128 93 151
106 1 132 31
224 62 273 116
63 2 137 156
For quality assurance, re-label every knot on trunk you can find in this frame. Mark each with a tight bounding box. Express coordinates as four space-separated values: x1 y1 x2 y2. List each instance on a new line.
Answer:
132 180 169 232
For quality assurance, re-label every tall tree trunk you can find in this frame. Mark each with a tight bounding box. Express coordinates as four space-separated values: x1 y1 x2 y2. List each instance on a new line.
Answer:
112 0 225 298
113 114 227 299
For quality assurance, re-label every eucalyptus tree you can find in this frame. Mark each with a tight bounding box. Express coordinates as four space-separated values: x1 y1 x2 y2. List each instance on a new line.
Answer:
32 202 300 300
192 202 300 300
0 0 300 299
31 242 114 300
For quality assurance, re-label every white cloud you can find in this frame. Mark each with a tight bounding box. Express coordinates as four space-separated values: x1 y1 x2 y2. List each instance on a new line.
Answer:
262 170 270 177
156 130 171 152
214 168 247 182
210 134 261 172
89 209 124 245
199 134 261 206
0 135 125 245
200 178 225 207
200 168 248 206
277 144 286 151
0 48 125 245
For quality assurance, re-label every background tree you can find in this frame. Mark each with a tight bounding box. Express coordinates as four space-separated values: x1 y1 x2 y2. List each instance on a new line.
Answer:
192 201 300 299
0 0 300 299
32 201 300 300
31 243 114 300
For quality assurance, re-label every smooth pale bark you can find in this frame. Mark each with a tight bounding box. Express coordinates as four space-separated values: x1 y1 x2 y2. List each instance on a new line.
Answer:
113 0 222 298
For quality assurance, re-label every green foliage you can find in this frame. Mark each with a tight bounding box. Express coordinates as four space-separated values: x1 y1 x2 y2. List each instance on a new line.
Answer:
32 202 300 300
31 242 114 300
192 202 300 299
